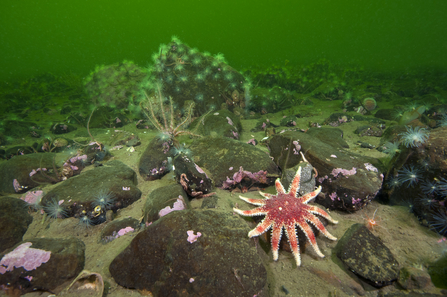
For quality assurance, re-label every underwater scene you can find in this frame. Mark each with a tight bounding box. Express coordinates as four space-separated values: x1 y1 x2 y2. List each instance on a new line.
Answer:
1 1 447 296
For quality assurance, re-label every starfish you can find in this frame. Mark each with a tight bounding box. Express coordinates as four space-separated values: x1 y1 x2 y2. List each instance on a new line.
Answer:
233 166 338 266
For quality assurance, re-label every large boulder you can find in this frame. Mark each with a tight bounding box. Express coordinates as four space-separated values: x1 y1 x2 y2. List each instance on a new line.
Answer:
110 210 267 296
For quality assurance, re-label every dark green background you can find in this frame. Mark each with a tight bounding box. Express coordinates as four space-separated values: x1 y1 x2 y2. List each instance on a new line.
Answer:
1 0 446 81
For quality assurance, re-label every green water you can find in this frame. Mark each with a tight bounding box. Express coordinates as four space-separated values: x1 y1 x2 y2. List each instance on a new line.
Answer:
1 0 446 81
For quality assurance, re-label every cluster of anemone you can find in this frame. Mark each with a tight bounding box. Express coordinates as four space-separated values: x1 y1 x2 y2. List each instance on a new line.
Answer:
398 125 430 148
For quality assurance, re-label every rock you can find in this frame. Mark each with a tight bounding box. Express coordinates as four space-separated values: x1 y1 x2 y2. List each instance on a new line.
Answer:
305 127 349 148
51 122 76 134
138 135 175 180
267 130 383 211
41 160 141 223
428 252 447 289
143 183 188 224
280 115 300 127
0 237 85 295
280 162 315 196
335 223 399 287
194 109 242 139
0 197 33 253
374 109 395 121
398 266 433 290
189 136 281 188
0 153 58 194
421 126 447 172
59 270 104 297
173 153 214 198
100 217 140 243
324 113 353 127
109 210 267 296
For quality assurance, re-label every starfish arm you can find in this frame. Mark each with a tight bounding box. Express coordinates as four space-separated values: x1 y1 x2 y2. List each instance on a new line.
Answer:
233 207 267 217
299 186 322 203
275 178 285 194
270 222 284 261
307 205 339 225
288 167 302 197
285 224 301 266
238 195 266 206
259 191 273 199
305 213 337 241
296 219 325 258
248 216 274 238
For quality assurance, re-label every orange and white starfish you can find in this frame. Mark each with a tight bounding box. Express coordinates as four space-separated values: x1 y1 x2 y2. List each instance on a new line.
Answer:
233 166 338 266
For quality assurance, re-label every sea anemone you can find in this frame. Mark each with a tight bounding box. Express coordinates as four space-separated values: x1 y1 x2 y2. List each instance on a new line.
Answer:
177 44 186 53
224 72 234 81
151 52 160 63
44 199 68 219
399 126 430 148
195 73 205 82
386 176 401 189
192 57 202 66
171 35 181 43
203 67 212 76
173 144 192 156
189 48 199 55
397 165 423 187
393 108 405 121
78 215 93 229
229 82 238 90
165 74 174 84
214 52 226 63
404 102 419 112
178 75 188 84
415 194 437 209
382 141 401 157
429 209 447 236
420 178 441 195
195 93 204 102
94 189 116 210
437 113 447 127
436 177 447 196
